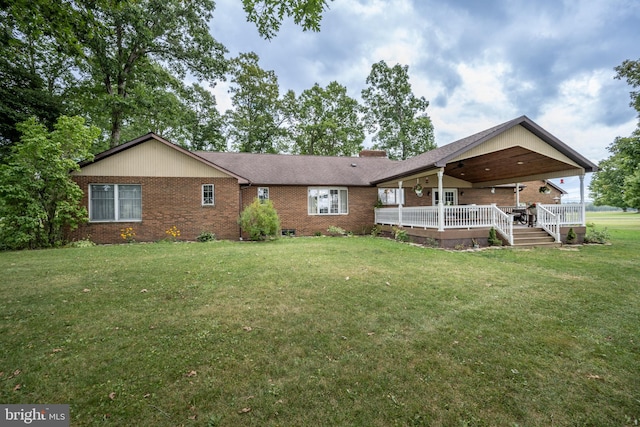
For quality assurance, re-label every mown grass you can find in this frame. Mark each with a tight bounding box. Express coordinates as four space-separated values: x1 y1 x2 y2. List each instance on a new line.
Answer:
1 213 639 426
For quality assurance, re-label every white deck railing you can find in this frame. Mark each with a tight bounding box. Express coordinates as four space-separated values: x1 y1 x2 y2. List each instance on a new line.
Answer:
375 203 584 245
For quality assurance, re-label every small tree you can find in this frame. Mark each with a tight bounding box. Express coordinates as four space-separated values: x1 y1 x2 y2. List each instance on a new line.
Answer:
0 116 99 249
488 227 502 246
238 198 280 241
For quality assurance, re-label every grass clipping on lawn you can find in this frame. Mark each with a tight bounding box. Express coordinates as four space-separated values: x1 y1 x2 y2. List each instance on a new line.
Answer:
1 215 639 426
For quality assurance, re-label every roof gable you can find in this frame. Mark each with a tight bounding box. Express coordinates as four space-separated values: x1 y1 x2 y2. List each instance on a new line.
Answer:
73 133 247 182
372 116 598 184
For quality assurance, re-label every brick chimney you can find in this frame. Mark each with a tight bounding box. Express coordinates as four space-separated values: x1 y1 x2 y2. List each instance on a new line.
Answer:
359 150 387 158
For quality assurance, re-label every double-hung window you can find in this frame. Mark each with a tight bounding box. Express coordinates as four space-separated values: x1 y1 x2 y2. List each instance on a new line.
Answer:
308 187 348 215
433 189 458 205
202 184 214 206
90 184 141 221
257 187 269 203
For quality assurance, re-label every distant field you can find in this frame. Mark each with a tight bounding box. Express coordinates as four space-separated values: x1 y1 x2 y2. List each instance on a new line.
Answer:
587 211 640 230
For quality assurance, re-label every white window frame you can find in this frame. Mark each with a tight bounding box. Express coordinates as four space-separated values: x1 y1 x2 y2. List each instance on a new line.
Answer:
202 184 215 206
433 188 458 206
308 187 348 215
258 187 269 203
378 188 405 205
89 184 142 222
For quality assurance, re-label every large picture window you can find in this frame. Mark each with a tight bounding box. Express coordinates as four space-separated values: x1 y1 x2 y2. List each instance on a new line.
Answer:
308 187 348 215
378 188 405 205
90 184 141 221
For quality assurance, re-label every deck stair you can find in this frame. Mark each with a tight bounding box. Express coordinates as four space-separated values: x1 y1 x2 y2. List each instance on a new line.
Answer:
511 227 560 247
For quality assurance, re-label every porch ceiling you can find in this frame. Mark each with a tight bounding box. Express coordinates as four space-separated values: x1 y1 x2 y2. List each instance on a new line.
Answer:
445 147 584 186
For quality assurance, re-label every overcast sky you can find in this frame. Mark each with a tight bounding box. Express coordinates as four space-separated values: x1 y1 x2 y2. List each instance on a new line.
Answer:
208 0 640 201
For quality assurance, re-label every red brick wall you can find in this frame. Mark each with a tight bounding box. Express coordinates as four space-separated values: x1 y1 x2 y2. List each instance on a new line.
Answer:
70 176 240 243
241 186 378 236
518 182 562 206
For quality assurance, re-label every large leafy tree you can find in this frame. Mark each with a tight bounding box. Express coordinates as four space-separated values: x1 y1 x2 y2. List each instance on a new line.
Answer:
590 59 640 210
0 1 69 156
589 137 635 210
59 0 228 148
284 82 365 156
615 59 640 117
3 0 332 151
224 52 288 153
362 61 435 160
0 116 99 249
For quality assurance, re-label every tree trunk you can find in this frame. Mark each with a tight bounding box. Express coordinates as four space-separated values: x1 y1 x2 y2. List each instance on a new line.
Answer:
110 109 122 148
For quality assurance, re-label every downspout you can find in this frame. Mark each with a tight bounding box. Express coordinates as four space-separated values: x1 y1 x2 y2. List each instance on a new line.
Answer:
437 169 444 232
239 183 252 239
398 180 403 227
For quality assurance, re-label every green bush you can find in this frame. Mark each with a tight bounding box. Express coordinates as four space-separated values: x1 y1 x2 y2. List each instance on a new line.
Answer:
488 227 502 246
67 237 96 248
566 227 577 244
327 226 346 236
393 227 409 242
584 224 611 244
238 198 280 241
197 231 216 242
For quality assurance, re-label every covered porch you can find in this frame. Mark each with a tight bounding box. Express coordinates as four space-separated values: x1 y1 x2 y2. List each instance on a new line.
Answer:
371 116 598 248
375 203 586 247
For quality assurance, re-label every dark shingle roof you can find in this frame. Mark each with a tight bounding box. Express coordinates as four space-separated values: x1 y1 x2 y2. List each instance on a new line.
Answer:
195 151 399 186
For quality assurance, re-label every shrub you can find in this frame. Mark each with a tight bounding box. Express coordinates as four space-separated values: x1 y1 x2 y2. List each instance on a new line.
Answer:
393 227 409 242
370 225 381 237
327 226 346 236
238 198 280 241
566 227 577 244
197 231 216 242
584 224 611 244
488 227 502 246
68 237 96 248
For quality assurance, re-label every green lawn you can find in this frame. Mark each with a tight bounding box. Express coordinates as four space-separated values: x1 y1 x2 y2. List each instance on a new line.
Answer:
1 213 639 426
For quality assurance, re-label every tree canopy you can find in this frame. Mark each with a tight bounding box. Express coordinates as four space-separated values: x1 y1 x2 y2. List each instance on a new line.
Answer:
285 81 365 156
1 0 333 152
590 58 640 210
362 61 436 160
0 116 99 249
224 52 288 153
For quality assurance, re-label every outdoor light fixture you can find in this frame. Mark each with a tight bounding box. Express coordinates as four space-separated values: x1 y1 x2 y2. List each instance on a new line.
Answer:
460 191 465 196
491 187 495 194
425 177 429 183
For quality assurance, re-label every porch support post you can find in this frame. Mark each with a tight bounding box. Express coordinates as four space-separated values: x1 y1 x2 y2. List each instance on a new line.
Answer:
437 169 444 232
579 174 586 226
515 182 520 206
398 180 403 227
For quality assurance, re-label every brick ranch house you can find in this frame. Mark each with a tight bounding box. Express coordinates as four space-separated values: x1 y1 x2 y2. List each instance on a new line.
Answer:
69 116 597 247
